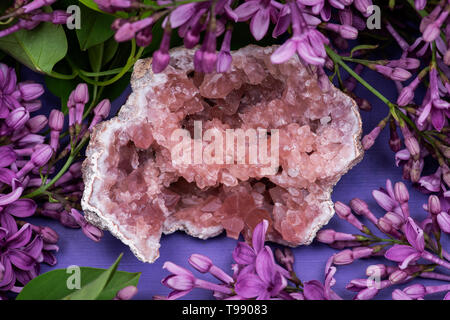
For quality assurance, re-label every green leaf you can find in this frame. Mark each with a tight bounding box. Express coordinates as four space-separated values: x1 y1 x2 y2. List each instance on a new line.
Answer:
78 0 103 13
102 37 119 66
63 253 123 300
89 43 104 72
76 4 115 51
0 23 68 74
17 254 140 300
350 44 379 58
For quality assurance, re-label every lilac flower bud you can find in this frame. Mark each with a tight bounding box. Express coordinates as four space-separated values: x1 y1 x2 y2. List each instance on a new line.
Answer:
136 27 153 47
338 25 358 39
89 99 111 131
427 195 441 215
404 136 420 160
397 87 415 106
32 225 59 243
403 284 426 299
69 209 104 242
388 121 401 153
334 201 365 231
392 289 413 300
325 23 358 39
51 11 70 24
316 229 356 244
188 254 213 273
152 27 171 73
73 84 89 125
384 211 404 228
58 210 79 228
217 28 232 73
355 97 372 111
394 182 409 204
339 8 353 26
352 247 374 259
114 286 138 300
115 17 153 43
354 0 372 16
387 58 420 70
23 100 42 112
354 287 379 300
362 126 381 150
375 65 411 81
26 115 47 133
49 110 64 131
414 0 426 10
333 249 354 265
31 144 52 167
200 31 217 73
437 211 450 233
6 107 30 130
22 0 57 13
18 82 44 101
444 50 450 66
389 270 408 284
275 248 294 273
410 159 423 183
423 10 449 42
346 278 369 291
377 217 395 234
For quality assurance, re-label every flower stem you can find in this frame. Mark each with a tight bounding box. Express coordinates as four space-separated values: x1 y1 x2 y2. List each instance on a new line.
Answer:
21 134 90 199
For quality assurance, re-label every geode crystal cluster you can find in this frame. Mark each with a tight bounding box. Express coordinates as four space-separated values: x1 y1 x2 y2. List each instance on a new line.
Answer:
81 45 363 263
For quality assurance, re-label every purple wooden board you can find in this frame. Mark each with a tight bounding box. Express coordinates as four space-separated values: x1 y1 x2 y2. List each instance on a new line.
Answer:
23 66 448 300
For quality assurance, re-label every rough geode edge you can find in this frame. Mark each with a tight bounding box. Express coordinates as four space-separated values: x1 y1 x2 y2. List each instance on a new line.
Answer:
81 45 364 263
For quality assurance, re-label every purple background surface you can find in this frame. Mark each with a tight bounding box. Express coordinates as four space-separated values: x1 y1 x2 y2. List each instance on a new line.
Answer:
23 65 449 300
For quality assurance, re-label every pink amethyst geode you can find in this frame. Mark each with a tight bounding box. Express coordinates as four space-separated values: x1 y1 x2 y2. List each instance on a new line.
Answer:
81 45 363 263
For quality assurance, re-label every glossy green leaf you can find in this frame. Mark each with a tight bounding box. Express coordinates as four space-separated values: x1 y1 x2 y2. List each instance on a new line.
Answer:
76 4 115 51
89 43 104 72
63 254 123 300
17 254 140 300
0 23 68 74
102 37 120 66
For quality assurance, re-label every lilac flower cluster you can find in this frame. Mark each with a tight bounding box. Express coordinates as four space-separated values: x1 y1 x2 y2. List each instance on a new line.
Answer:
356 2 449 199
0 0 69 38
97 0 369 74
316 179 450 300
159 180 450 300
158 220 341 300
0 63 108 297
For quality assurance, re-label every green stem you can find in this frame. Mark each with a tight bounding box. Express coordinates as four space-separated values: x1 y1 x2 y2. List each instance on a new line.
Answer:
77 68 127 77
47 70 79 80
75 41 144 87
21 135 90 199
325 46 396 110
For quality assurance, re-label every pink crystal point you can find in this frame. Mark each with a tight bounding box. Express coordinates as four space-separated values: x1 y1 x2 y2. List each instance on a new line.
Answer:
82 45 363 262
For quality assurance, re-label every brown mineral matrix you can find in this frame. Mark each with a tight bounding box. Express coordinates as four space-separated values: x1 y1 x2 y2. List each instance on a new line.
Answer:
82 45 363 263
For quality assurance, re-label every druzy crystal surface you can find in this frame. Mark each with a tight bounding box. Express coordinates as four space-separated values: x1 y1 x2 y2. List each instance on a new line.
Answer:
82 45 363 262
